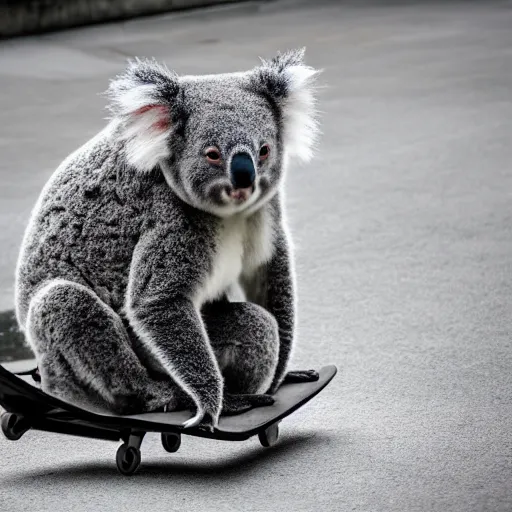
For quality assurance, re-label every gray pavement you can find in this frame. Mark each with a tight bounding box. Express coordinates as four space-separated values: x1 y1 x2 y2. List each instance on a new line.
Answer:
1 1 512 511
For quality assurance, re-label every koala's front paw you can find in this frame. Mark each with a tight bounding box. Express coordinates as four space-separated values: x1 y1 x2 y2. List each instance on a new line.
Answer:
181 386 222 431
221 393 275 416
183 406 220 431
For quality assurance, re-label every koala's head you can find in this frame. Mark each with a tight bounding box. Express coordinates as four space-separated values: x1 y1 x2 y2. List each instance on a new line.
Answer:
107 49 320 217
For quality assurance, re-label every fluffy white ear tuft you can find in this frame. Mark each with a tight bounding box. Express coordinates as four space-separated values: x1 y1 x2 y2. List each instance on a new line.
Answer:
106 59 179 172
281 63 320 162
120 103 172 172
254 49 321 163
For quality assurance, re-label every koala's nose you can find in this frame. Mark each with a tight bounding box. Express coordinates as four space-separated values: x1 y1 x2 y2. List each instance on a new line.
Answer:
230 152 255 189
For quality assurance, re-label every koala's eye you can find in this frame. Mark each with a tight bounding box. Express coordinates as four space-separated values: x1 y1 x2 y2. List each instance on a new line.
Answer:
205 147 221 164
259 144 270 161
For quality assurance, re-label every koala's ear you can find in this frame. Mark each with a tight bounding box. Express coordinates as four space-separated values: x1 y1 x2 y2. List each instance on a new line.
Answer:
106 59 180 172
252 48 321 162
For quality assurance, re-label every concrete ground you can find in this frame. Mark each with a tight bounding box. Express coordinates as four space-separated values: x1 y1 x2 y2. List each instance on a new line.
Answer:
1 1 511 511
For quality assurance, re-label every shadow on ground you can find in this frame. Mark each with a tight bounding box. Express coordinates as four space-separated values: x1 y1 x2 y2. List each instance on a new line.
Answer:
1 431 333 484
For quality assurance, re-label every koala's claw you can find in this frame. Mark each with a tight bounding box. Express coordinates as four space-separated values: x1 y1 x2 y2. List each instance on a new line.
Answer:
221 393 275 416
182 410 204 429
283 369 320 384
182 409 219 431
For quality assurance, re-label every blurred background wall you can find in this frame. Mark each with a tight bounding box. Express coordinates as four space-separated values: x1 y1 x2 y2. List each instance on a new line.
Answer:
0 0 245 37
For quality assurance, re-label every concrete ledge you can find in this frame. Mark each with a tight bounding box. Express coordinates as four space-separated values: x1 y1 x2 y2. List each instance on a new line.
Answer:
0 0 244 38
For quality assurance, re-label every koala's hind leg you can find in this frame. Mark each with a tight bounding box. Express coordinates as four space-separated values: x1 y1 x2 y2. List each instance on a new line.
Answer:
202 301 279 415
25 279 176 415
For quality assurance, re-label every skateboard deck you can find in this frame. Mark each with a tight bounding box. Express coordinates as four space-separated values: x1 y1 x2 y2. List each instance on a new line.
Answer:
0 362 337 474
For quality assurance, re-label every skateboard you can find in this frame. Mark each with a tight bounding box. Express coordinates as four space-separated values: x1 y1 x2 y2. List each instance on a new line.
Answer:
0 362 337 475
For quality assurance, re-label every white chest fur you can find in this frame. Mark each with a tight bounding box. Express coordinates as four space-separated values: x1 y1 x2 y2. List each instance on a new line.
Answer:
194 210 274 307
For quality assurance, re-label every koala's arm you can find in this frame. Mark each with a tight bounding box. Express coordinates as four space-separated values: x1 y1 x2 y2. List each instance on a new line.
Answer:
126 226 223 429
243 219 295 394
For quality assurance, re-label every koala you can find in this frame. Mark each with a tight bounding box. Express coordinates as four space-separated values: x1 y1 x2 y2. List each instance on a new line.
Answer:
14 49 320 429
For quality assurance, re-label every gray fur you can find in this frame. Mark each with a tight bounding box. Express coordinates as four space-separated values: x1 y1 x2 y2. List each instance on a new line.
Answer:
14 49 320 429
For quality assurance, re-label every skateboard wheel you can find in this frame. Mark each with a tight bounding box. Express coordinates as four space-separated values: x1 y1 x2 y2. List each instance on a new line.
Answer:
258 422 279 448
1 413 31 441
161 432 181 453
116 444 141 476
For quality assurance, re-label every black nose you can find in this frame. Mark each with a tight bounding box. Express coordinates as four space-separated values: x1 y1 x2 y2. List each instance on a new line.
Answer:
230 152 255 189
